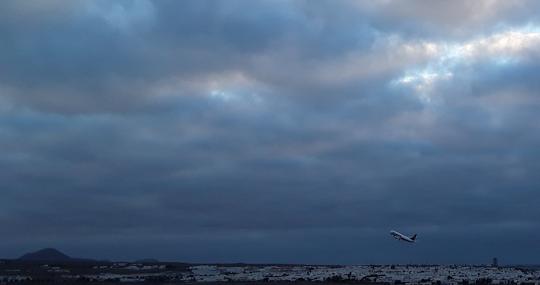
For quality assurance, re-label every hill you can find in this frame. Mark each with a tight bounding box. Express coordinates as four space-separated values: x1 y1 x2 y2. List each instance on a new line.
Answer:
19 248 72 261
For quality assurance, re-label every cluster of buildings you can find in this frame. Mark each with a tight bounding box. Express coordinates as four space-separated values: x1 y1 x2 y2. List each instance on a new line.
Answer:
182 264 540 284
61 264 540 284
2 263 540 284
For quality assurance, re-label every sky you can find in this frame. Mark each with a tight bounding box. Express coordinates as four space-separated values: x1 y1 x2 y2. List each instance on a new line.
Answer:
1 0 540 265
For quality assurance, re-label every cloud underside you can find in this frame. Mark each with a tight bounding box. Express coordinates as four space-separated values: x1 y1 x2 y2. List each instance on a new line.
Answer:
1 0 540 263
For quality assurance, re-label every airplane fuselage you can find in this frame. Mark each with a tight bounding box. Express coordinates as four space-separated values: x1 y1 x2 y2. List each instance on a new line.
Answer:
390 230 416 243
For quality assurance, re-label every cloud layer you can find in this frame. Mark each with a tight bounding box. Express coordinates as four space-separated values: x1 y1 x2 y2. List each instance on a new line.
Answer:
1 0 540 264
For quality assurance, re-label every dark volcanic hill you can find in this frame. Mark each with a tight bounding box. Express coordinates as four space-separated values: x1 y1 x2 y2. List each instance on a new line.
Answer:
19 248 72 261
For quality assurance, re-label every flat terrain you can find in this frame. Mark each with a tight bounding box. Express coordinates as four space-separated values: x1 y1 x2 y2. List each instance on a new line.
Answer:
1 260 539 284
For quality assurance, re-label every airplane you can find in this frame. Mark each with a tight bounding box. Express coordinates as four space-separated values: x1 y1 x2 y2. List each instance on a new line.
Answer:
390 230 417 243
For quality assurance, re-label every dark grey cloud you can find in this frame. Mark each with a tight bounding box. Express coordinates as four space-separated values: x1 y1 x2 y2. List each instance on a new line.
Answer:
1 0 540 264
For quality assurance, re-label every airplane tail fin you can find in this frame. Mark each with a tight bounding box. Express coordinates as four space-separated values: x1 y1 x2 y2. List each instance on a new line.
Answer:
411 234 417 241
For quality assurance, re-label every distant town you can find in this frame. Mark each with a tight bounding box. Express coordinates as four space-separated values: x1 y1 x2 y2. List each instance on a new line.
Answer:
1 248 539 284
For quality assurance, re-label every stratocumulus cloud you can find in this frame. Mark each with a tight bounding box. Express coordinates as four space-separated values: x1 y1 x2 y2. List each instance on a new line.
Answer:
1 0 540 264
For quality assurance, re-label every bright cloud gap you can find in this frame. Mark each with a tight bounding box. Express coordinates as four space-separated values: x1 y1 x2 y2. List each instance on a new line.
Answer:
393 26 540 103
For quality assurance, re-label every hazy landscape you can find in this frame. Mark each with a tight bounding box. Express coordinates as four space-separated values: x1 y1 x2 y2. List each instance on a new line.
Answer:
1 249 539 284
